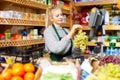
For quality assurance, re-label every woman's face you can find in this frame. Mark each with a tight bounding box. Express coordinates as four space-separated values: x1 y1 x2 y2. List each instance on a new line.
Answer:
51 9 63 25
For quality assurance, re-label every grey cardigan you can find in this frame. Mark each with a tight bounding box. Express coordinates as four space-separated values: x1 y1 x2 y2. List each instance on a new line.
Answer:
44 25 81 56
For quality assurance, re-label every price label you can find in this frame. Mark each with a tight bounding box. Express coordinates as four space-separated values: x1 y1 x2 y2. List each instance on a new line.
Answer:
109 42 116 48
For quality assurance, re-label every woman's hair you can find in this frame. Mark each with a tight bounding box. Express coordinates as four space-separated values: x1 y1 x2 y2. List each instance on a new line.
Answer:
45 6 62 28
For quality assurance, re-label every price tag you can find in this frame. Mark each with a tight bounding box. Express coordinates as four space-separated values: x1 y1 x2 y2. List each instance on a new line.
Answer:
109 42 116 48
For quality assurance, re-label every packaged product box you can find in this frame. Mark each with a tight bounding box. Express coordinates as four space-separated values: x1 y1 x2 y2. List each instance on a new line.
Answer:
80 59 98 80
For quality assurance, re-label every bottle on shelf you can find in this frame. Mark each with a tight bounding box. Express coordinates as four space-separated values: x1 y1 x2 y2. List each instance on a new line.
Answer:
22 29 28 40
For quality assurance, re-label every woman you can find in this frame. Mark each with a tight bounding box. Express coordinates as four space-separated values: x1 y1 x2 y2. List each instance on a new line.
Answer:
44 6 82 61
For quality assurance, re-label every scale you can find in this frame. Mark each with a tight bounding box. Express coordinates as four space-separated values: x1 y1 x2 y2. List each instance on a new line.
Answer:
88 7 109 56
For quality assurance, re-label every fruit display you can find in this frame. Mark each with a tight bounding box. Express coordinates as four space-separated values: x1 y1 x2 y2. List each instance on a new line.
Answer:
99 55 120 66
94 63 120 80
0 62 37 80
73 30 88 52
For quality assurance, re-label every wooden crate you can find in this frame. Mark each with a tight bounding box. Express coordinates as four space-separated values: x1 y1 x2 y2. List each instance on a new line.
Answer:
0 63 42 80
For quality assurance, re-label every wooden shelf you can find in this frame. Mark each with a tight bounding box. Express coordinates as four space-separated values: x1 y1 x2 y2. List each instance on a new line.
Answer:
62 0 71 2
0 38 44 47
0 0 48 10
87 42 97 46
82 26 91 30
74 0 117 6
104 25 120 30
62 9 70 15
87 41 120 47
104 42 120 47
61 23 70 28
47 6 70 15
82 25 120 30
0 18 45 26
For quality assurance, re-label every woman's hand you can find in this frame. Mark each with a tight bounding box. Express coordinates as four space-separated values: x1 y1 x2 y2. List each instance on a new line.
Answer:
66 24 82 40
71 24 82 33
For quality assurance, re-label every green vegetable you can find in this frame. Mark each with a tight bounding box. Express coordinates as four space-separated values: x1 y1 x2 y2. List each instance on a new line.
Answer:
43 72 73 80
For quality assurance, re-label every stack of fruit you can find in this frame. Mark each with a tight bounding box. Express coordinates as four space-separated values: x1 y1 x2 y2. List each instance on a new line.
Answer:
0 63 36 80
93 55 120 80
99 55 120 66
94 63 120 80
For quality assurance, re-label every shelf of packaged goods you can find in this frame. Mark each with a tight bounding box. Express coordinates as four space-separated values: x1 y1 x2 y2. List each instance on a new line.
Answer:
0 0 48 10
87 42 120 47
0 38 45 47
0 18 45 26
74 0 117 6
82 25 120 30
61 23 70 28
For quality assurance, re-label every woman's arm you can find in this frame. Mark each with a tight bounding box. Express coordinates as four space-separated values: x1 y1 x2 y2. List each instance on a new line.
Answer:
44 28 71 54
66 24 82 40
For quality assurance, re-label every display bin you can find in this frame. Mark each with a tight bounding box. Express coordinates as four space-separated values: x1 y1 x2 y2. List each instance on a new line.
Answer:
0 63 42 80
36 57 81 80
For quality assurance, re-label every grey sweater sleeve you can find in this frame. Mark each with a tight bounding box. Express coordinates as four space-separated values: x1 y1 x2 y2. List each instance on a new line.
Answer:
44 27 71 55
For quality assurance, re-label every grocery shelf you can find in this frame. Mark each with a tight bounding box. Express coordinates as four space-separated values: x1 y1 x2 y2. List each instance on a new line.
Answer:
74 0 117 6
0 0 48 10
87 42 120 47
82 25 120 30
0 38 45 47
0 18 45 26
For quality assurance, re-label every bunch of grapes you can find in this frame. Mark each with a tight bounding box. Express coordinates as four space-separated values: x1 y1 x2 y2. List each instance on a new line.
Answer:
73 30 88 52
99 55 120 66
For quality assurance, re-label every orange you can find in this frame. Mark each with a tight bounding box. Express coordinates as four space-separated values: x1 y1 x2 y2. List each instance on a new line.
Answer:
12 63 25 76
24 63 35 73
24 72 35 80
117 0 120 9
1 68 12 80
0 74 5 80
11 76 23 80
12 63 23 68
